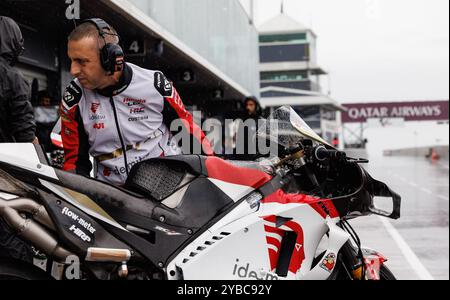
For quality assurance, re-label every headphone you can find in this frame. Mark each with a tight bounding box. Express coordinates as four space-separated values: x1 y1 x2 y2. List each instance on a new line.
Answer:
82 18 124 75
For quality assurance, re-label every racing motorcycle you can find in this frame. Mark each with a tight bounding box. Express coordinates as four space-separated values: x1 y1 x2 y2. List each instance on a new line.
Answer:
0 106 400 280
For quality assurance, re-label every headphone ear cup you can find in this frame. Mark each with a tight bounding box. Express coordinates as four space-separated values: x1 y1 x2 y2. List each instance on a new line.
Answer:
109 44 125 73
101 44 124 74
100 44 112 73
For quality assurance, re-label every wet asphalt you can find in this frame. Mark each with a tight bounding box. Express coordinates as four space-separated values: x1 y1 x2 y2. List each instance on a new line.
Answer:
346 150 449 280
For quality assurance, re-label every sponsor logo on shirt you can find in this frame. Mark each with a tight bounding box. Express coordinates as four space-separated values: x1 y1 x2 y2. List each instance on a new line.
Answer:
128 115 149 122
123 98 146 106
89 114 106 121
130 107 145 114
91 103 100 114
93 123 105 130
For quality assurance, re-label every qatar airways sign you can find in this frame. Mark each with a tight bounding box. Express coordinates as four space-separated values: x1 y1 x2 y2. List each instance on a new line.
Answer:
342 101 449 123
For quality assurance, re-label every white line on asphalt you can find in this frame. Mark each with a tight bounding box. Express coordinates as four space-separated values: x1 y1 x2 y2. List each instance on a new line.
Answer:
379 217 434 280
421 188 433 194
393 174 449 201
436 194 450 201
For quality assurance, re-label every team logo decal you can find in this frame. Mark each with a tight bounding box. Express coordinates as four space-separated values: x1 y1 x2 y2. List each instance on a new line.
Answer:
62 81 82 109
320 253 336 272
262 215 305 275
154 72 173 97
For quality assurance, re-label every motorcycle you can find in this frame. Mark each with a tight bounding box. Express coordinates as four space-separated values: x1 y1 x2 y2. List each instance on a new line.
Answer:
0 106 400 280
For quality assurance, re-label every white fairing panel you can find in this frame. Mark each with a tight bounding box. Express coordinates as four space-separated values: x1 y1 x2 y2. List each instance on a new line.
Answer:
0 143 57 179
208 178 254 202
168 200 349 280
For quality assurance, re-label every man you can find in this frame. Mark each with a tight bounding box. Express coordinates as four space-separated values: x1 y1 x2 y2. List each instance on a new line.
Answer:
234 96 263 160
61 19 213 186
0 16 37 144
0 16 34 263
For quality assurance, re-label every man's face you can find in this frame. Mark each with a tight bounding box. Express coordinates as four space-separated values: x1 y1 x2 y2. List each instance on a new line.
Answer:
40 97 51 107
68 37 108 90
246 101 257 115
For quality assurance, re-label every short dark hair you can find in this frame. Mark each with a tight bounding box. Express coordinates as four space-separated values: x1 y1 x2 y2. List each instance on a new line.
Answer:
245 96 258 104
37 90 51 100
68 22 119 45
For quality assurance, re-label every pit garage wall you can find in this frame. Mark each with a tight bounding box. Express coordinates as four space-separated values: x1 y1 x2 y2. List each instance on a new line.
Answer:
129 0 260 98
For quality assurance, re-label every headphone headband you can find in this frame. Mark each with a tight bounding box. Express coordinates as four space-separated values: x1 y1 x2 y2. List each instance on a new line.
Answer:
83 18 112 38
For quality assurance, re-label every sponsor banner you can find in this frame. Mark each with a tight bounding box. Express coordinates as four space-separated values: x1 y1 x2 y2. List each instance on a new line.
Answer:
342 101 449 123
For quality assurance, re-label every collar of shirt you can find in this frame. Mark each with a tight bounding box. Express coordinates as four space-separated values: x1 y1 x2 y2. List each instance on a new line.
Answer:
96 63 133 97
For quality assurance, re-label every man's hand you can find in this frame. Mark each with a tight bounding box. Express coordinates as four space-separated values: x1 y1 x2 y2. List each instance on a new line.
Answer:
31 137 39 145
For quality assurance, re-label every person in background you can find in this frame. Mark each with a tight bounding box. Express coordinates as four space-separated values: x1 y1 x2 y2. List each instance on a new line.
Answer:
234 96 263 160
34 90 59 151
0 16 37 144
332 134 340 149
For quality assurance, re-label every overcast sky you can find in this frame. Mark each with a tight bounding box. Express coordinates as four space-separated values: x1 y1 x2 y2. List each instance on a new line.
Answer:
243 0 449 103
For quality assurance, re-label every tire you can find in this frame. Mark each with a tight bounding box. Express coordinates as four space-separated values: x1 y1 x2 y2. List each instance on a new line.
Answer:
328 258 397 280
379 265 397 280
0 259 53 280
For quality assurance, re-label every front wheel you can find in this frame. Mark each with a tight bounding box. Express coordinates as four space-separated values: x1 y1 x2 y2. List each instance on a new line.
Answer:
379 265 397 280
329 256 397 280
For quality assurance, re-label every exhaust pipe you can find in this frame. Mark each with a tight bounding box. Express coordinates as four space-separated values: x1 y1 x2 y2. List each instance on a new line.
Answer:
0 198 74 262
2 198 55 231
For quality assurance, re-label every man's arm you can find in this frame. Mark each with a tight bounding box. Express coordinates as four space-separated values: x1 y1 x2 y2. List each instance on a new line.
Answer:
154 72 214 156
60 81 92 176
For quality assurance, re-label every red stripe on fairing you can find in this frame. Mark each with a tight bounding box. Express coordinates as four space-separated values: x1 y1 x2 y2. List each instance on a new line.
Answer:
261 189 340 219
263 215 277 223
262 215 306 274
205 157 272 188
263 217 285 271
264 225 283 234
268 249 279 272
266 237 282 249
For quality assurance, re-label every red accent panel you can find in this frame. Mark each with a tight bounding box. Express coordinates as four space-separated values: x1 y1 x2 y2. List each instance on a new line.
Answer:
262 216 306 273
264 224 283 234
261 189 340 218
164 88 214 156
263 217 285 271
266 236 282 249
267 249 279 272
205 157 272 188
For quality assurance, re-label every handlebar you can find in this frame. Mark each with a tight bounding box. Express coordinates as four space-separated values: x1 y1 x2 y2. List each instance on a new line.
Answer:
314 146 347 162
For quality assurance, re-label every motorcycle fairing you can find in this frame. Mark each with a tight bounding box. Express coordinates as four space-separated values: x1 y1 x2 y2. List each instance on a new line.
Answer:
168 188 349 280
